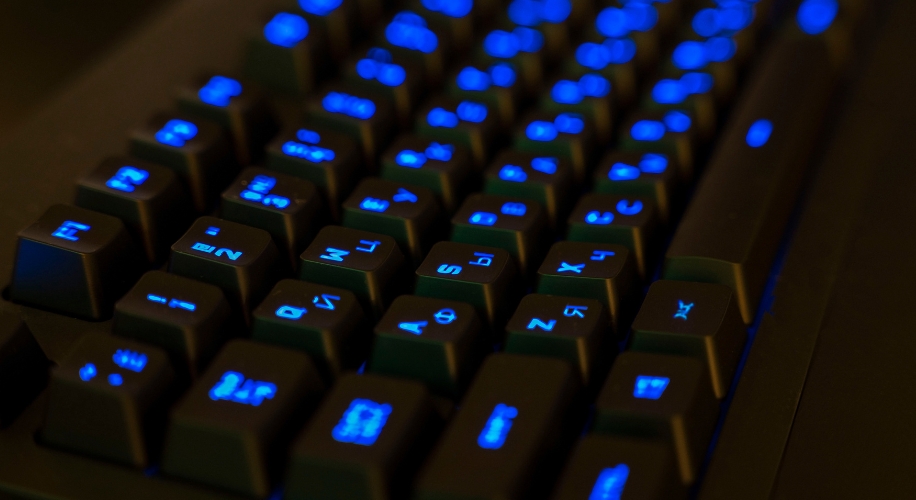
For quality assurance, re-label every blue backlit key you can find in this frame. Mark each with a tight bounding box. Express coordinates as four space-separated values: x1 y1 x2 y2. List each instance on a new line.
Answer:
342 177 442 263
129 113 235 212
593 351 718 485
297 0 357 57
343 46 426 126
498 0 576 61
619 108 698 182
415 353 579 499
42 333 174 467
0 312 48 426
584 3 665 72
221 167 323 267
593 151 678 222
10 204 144 320
299 225 406 317
643 72 718 142
514 110 597 183
286 373 439 500
76 156 193 263
447 61 525 127
162 339 324 497
541 73 615 143
169 217 281 323
563 36 639 109
370 295 483 397
411 0 476 51
664 36 740 105
380 134 473 212
243 11 327 95
484 150 574 227
113 271 231 379
305 85 395 167
252 279 367 381
416 96 500 169
475 25 547 94
379 10 451 85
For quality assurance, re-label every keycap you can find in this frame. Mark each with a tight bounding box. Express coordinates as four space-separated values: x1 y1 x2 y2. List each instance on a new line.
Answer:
379 135 473 213
643 72 718 142
551 434 686 500
298 0 356 57
221 167 323 267
379 10 451 85
285 373 439 500
629 280 746 399
415 241 518 333
540 73 614 143
484 151 574 228
567 193 661 278
446 61 525 127
0 312 48 425
450 194 548 275
169 216 281 323
299 225 406 318
161 339 324 497
475 25 547 94
129 113 235 212
75 156 193 263
536 241 638 336
10 204 144 320
494 9 571 63
412 0 476 51
592 151 678 223
414 353 579 499
113 271 231 379
342 46 426 127
42 333 174 467
370 295 483 397
664 38 739 105
664 36 833 323
619 110 696 182
304 84 396 168
593 351 718 484
586 3 663 71
514 111 597 183
563 37 639 109
342 178 442 263
251 279 367 381
504 294 609 384
243 12 327 95
177 74 279 165
416 96 500 169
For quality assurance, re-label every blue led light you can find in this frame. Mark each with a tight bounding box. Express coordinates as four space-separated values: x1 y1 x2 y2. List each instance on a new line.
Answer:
508 0 571 26
393 188 418 203
434 308 457 324
113 350 148 372
313 293 341 310
609 163 640 181
652 79 687 105
579 74 611 98
356 239 381 252
693 8 721 37
241 174 292 210
457 101 487 123
624 2 658 31
575 39 636 70
563 304 587 318
399 320 428 334
297 129 321 144
616 199 643 215
426 142 453 161
276 305 307 319
680 72 713 95
478 403 518 449
386 11 438 53
499 165 527 182
282 142 336 163
797 0 837 35
105 166 150 193
585 210 614 225
591 249 615 261
551 80 583 104
639 153 668 173
589 464 630 500
299 0 343 15
437 264 462 275
531 157 558 174
746 119 773 147
108 374 123 386
155 119 198 147
719 2 753 32
147 294 167 304
527 318 556 330
209 372 278 406
356 48 407 87
359 197 389 212
633 375 670 400
554 113 584 134
168 299 196 311
557 262 585 273
704 36 736 63
674 300 694 320
470 252 495 266
490 63 516 87
596 7 628 37
457 67 491 91
630 120 665 141
332 398 393 446
79 363 97 381
264 13 309 48
52 221 90 241
191 243 243 261
483 27 544 58
427 107 458 128
501 202 526 216
198 76 242 107
672 41 707 70
526 121 557 142
323 92 376 120
469 212 497 226
396 150 426 168
422 0 472 17
664 111 692 133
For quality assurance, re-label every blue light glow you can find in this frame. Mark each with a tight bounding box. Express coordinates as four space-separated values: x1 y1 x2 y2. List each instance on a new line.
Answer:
434 308 457 324
531 157 557 174
501 202 526 216
457 101 487 122
692 8 721 37
664 111 691 133
557 262 584 274
596 7 628 37
393 188 418 203
399 320 428 334
192 243 243 261
555 113 584 133
299 0 343 15
457 66 490 91
108 374 123 386
674 300 694 320
719 2 753 32
79 363 97 381
427 107 458 128
680 72 714 95
282 141 336 163
499 165 527 182
313 293 341 310
630 120 665 141
106 166 149 193
483 27 544 58
437 263 462 275
323 92 376 120
206 226 220 236
426 142 453 161
591 249 615 261
672 41 706 70
616 199 643 215
639 153 668 173
359 197 389 212
579 74 611 98
490 63 516 87
52 221 90 241
297 129 321 144
276 305 307 319
526 121 558 142
469 212 497 226
386 11 438 53
575 39 636 70
241 174 291 210
470 252 494 266
563 304 587 318
797 0 838 35
609 163 639 181
551 80 582 104
585 210 614 225
209 371 278 406
704 36 736 63
623 2 657 31
147 294 197 311
589 464 630 500
422 0 472 17
507 0 571 26
356 240 381 253
396 150 426 168
332 398 393 446
198 76 242 107
113 350 148 372
633 375 669 400
652 79 686 105
264 13 309 48
356 48 407 87
478 403 518 449
527 318 556 330
746 119 773 147
155 119 198 147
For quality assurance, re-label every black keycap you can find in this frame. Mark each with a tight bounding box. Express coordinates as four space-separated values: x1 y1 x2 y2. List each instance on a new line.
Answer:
562 37 639 109
113 271 231 379
379 134 473 213
582 5 662 73
10 204 144 320
304 84 396 168
490 13 570 63
378 10 452 85
504 294 609 384
161 339 324 497
342 46 426 127
0 312 48 425
593 351 718 484
661 40 738 106
221 167 323 267
285 373 439 500
643 73 718 142
536 241 638 336
446 61 525 127
411 0 475 51
169 216 281 323
252 279 367 381
42 333 174 468
540 73 615 143
593 151 678 223
415 241 518 333
618 110 696 182
370 295 483 397
474 26 547 94
551 434 686 500
483 151 574 228
75 156 192 264
243 11 327 95
414 353 579 500
297 0 356 58
567 193 661 278
299 225 406 318
342 178 442 263
177 74 279 165
129 113 235 212
416 96 500 169
514 111 596 183
450 193 548 275
629 280 747 399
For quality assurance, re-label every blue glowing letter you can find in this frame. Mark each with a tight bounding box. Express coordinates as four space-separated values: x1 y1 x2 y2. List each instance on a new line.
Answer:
331 398 393 445
633 375 670 400
478 403 518 449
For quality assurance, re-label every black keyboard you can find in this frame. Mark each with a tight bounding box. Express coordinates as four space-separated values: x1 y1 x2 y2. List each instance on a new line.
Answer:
0 0 867 499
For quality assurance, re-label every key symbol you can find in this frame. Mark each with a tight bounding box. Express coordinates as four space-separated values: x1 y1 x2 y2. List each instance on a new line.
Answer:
392 188 418 203
563 305 587 318
674 300 694 320
590 250 615 261
557 262 585 274
434 308 457 325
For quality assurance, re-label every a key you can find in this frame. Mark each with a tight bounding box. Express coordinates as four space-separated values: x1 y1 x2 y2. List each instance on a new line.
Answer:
629 280 747 399
483 151 574 228
413 353 579 499
504 294 609 384
341 178 442 263
285 373 439 500
177 74 279 165
593 351 719 484
304 84 396 168
169 216 281 323
243 11 327 95
379 135 473 213
342 46 426 127
619 110 697 183
475 25 548 95
446 61 525 127
498 5 572 63
563 37 639 109
514 111 597 183
664 37 739 105
415 96 500 169
643 72 718 142
161 339 324 497
251 279 367 381
129 113 235 212
10 204 144 320
370 295 483 397
592 151 677 223
415 241 519 333
540 73 614 144
411 0 476 51
75 156 193 263
450 193 548 275
535 241 638 336
297 0 356 57
379 10 452 85
299 225 406 318
113 271 231 379
0 312 48 426
42 333 174 468
221 167 323 268
567 193 661 278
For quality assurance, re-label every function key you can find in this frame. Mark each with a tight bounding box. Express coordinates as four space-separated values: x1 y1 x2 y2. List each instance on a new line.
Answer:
42 334 174 467
540 73 614 143
297 0 356 57
483 151 574 228
161 340 324 497
76 156 192 263
416 96 499 169
379 10 451 85
0 313 48 426
305 85 395 168
343 46 426 127
10 204 144 320
514 111 596 183
243 12 327 95
593 151 677 223
476 25 547 94
620 111 697 182
380 135 473 213
446 61 525 127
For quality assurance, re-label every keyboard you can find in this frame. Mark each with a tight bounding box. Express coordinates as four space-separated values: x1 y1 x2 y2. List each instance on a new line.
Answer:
0 0 871 499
